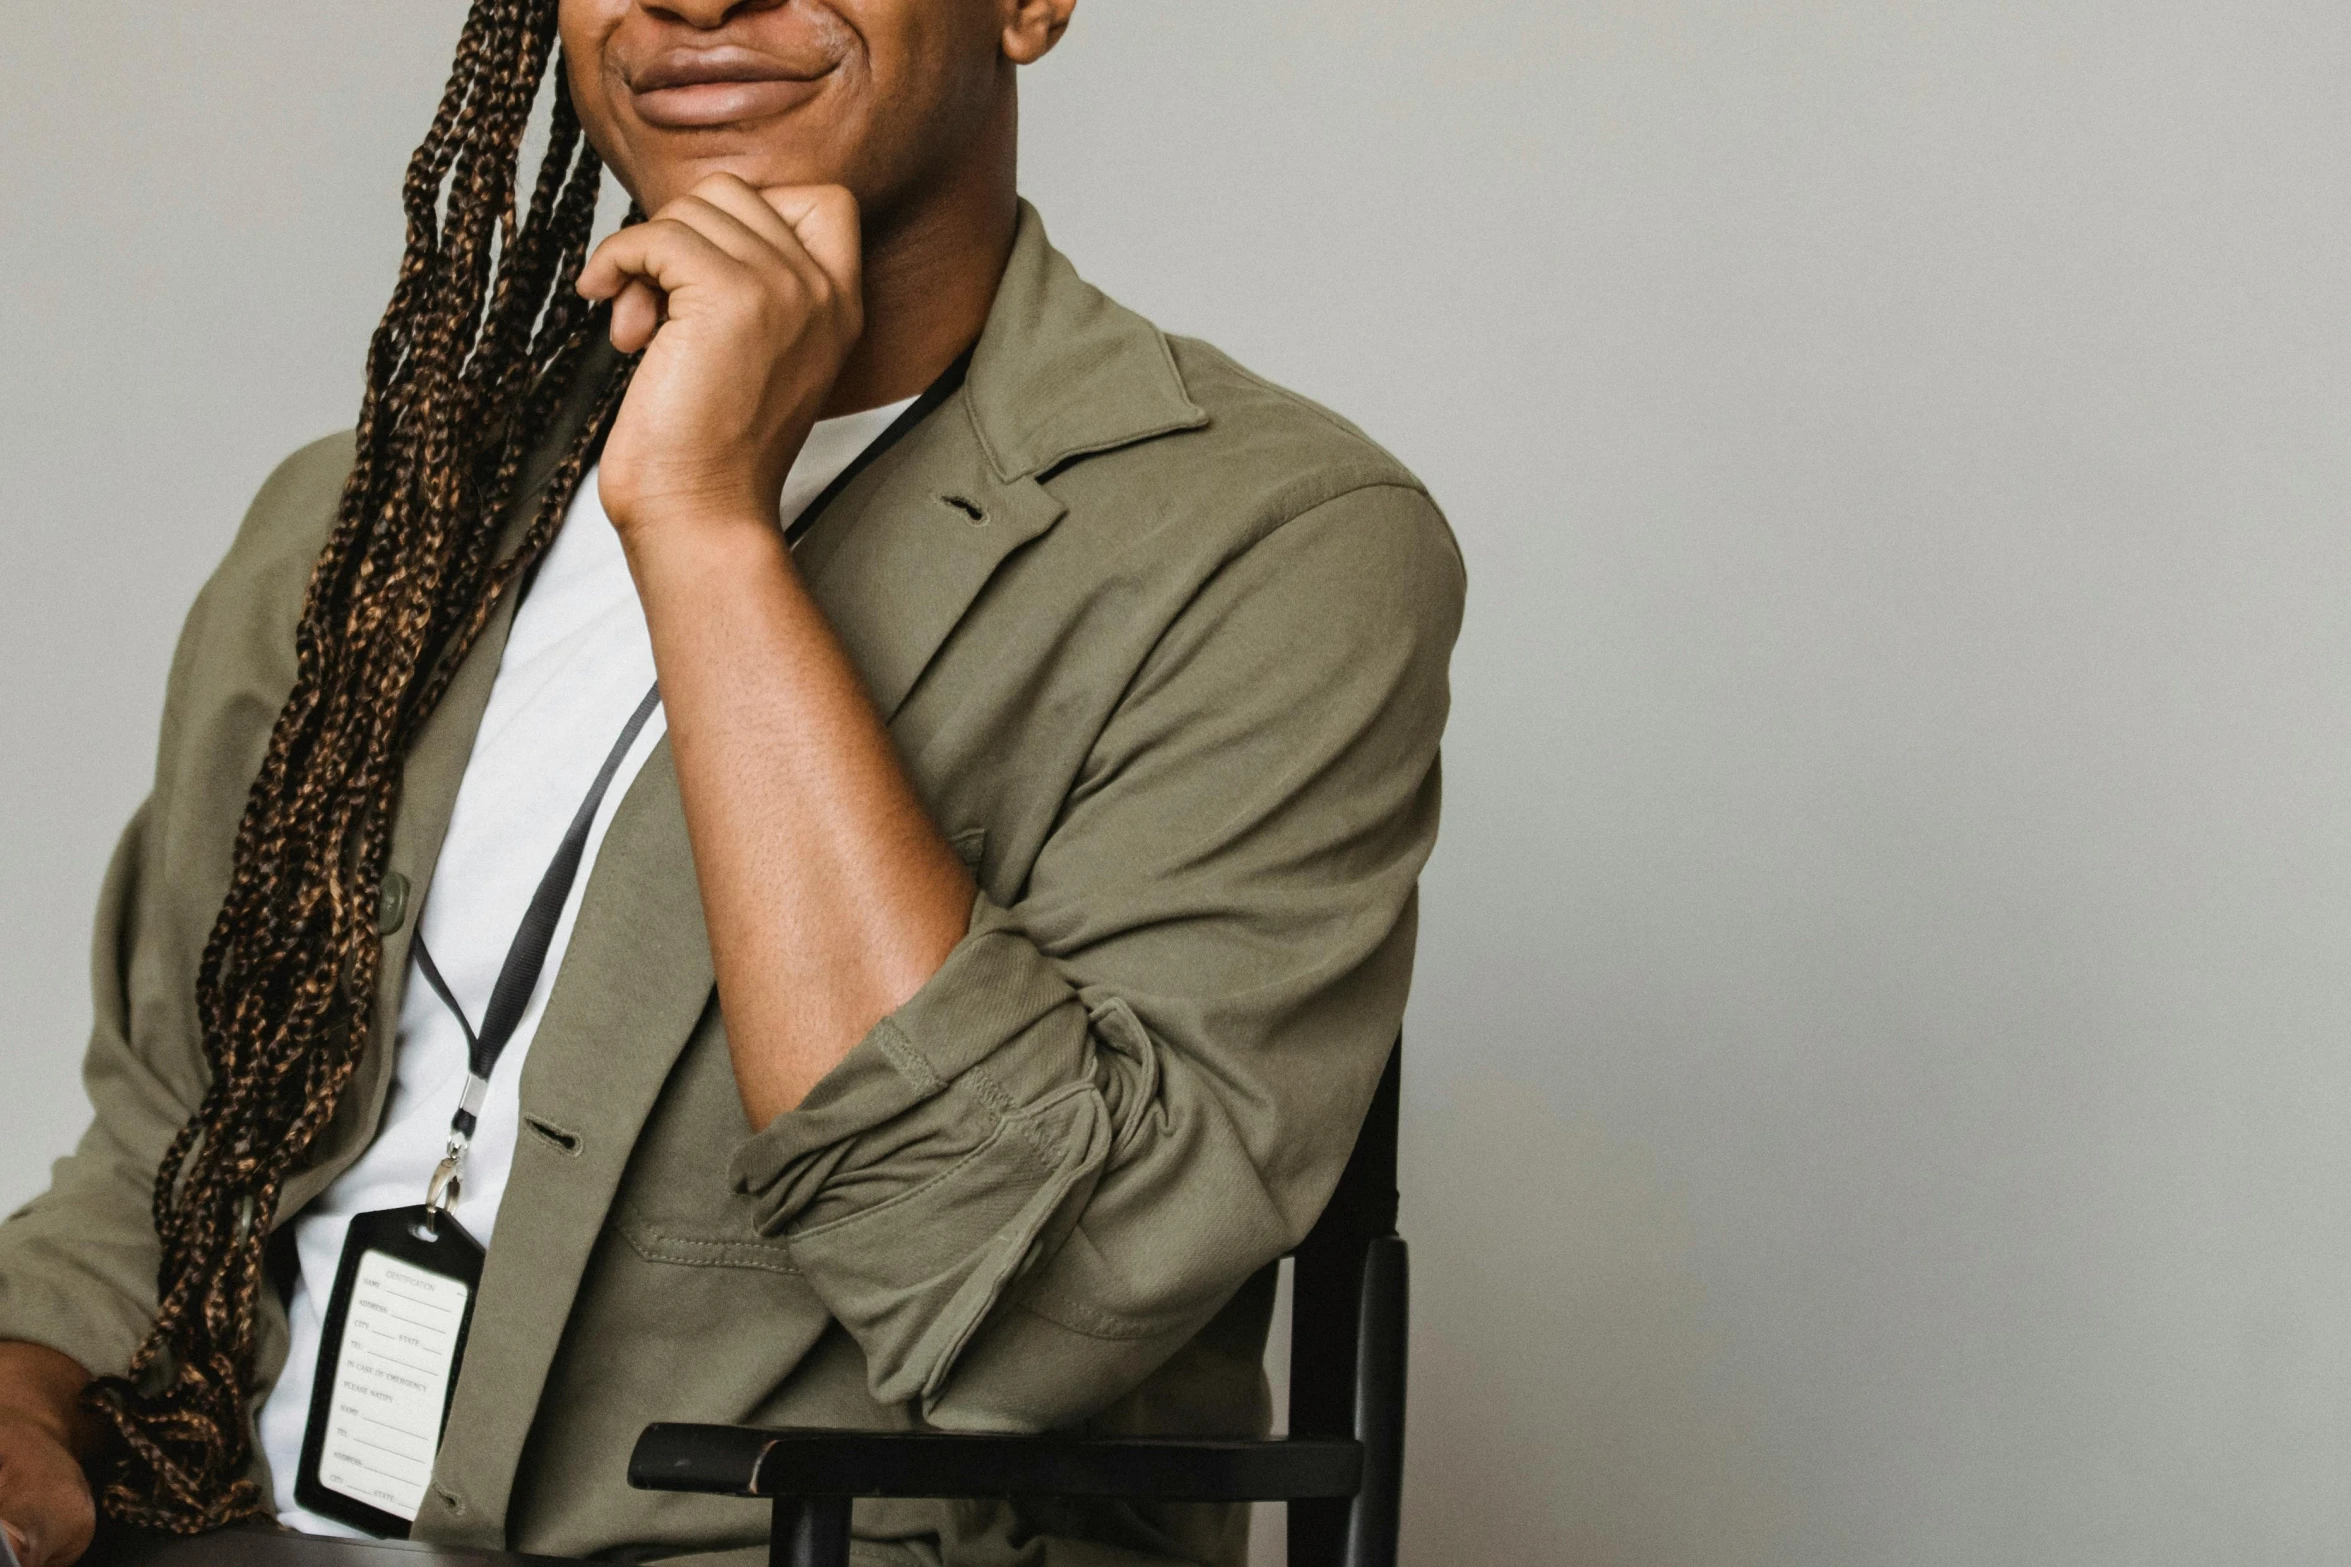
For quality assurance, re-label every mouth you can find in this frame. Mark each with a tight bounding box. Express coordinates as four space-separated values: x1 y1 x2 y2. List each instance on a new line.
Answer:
626 48 835 130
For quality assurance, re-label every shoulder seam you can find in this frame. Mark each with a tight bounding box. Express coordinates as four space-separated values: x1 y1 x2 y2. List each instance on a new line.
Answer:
1166 334 1410 466
1253 479 1444 557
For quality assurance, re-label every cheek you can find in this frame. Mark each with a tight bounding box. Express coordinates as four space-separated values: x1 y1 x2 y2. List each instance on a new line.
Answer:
848 6 1000 170
841 0 991 113
555 0 622 116
555 5 635 189
554 0 605 64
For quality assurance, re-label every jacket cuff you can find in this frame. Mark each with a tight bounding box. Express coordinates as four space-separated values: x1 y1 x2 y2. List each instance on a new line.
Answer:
727 893 1118 1418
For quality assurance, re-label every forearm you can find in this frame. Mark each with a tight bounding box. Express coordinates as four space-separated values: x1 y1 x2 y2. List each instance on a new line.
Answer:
627 516 974 1127
0 1345 97 1464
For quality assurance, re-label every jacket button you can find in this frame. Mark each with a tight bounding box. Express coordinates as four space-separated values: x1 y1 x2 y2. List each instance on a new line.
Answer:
378 872 411 935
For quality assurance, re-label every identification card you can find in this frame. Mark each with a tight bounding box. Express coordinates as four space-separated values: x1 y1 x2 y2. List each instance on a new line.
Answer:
294 1205 485 1537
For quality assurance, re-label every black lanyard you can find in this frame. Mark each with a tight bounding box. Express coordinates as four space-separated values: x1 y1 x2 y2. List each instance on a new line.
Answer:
411 678 661 1217
408 346 972 1222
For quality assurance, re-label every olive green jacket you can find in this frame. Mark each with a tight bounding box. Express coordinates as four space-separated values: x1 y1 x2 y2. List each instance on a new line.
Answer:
0 204 1463 1566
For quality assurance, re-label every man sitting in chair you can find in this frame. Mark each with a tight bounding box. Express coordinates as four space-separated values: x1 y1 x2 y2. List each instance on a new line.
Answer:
0 1 1461 1562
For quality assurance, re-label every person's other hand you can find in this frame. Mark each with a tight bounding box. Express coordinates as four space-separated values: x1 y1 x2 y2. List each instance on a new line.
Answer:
0 1409 94 1567
578 173 864 547
0 1345 98 1567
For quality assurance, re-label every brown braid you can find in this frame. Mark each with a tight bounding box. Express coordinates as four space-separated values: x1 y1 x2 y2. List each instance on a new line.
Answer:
82 1 636 1531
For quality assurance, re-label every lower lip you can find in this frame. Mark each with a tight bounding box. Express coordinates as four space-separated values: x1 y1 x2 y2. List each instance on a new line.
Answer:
631 76 826 129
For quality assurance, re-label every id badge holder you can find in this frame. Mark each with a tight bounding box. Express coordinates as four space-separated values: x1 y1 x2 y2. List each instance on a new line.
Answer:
293 1204 484 1537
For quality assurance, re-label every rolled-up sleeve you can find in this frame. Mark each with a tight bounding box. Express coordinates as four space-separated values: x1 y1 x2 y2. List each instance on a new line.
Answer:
729 481 1464 1430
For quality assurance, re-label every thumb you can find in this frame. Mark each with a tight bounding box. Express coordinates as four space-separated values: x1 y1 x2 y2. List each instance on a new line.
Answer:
758 184 863 293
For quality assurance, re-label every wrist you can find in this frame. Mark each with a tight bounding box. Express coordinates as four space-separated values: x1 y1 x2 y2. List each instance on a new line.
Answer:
614 500 790 570
598 426 816 554
618 505 801 607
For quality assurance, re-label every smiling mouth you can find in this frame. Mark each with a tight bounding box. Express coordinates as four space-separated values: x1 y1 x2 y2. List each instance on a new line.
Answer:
627 50 836 129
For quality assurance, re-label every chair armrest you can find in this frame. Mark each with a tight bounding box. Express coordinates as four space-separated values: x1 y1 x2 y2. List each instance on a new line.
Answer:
628 1424 1363 1503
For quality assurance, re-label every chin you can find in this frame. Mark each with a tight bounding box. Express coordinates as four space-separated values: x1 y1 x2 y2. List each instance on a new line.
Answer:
625 143 853 208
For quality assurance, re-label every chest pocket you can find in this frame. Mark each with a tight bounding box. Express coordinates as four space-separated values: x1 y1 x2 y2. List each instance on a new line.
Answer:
613 1008 800 1274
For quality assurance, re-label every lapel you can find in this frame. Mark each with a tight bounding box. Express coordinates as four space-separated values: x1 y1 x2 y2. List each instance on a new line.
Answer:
795 199 1207 721
406 203 1207 1544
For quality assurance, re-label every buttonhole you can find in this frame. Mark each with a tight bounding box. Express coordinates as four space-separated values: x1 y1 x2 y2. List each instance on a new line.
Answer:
525 1116 583 1156
939 493 987 524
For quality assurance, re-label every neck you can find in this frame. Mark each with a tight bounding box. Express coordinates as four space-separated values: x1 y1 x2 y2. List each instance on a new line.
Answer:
821 100 1019 418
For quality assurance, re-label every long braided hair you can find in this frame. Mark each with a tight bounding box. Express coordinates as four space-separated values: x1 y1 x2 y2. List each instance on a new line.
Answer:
83 0 634 1530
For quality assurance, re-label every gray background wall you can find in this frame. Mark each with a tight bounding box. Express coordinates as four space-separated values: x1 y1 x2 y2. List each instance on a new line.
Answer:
6 3 2350 1562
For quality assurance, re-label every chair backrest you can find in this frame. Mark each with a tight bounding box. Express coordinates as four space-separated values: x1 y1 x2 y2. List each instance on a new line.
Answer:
1284 1038 1404 1567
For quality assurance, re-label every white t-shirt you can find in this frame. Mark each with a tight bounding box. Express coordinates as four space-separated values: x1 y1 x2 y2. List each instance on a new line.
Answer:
261 400 913 1535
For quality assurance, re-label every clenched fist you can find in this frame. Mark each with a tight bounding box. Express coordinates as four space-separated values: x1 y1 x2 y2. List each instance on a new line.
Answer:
577 174 864 547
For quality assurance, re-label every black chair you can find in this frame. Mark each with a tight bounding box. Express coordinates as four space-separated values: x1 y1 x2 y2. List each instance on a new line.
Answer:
628 1041 1409 1567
